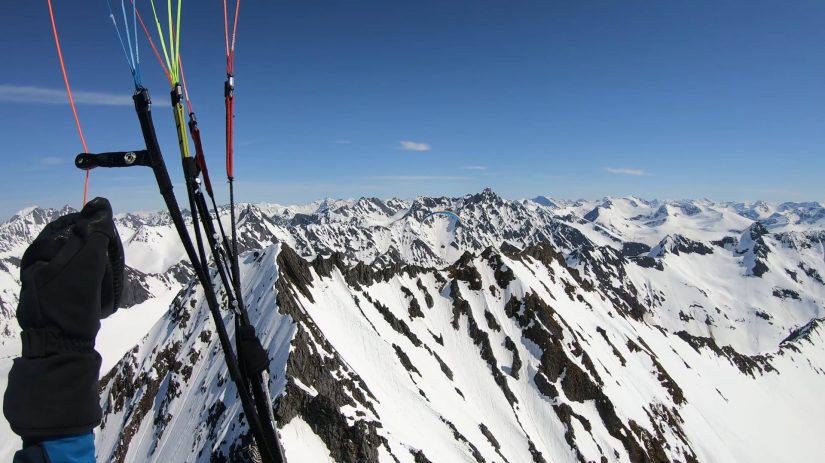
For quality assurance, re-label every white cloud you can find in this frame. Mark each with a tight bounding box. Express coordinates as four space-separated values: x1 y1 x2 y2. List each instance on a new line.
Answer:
334 140 352 145
462 165 487 171
40 157 64 166
603 167 651 176
368 175 469 181
0 84 132 106
399 140 431 152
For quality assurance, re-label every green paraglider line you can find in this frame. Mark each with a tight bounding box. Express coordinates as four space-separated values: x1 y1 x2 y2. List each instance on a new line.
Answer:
55 1 286 460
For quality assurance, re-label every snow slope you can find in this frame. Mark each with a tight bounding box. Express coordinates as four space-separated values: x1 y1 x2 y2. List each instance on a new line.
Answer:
94 242 825 462
0 189 823 462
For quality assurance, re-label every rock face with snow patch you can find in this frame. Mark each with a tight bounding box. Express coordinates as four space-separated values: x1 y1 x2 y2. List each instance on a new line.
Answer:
94 238 825 462
0 190 824 462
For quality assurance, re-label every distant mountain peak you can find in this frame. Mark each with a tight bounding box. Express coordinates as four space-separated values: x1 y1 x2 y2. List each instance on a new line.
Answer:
1 191 825 462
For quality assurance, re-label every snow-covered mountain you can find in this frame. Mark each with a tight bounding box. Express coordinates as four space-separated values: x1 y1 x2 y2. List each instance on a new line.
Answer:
1 189 824 462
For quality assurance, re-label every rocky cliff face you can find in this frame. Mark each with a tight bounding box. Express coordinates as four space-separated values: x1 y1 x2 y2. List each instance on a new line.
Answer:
95 237 825 462
1 190 824 462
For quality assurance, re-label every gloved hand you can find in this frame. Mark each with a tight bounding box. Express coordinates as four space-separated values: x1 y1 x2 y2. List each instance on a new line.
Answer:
4 197 124 438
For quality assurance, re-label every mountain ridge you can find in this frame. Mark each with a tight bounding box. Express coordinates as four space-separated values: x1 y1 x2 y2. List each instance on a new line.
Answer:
0 189 823 462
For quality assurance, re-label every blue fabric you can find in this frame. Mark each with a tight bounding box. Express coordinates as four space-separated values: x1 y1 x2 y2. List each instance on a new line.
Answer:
40 433 95 463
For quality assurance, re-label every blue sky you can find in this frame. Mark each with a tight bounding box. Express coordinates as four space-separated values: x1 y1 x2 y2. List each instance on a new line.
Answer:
0 1 823 217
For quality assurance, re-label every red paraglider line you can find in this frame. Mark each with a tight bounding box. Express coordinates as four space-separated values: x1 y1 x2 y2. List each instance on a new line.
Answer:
132 0 172 84
47 0 90 205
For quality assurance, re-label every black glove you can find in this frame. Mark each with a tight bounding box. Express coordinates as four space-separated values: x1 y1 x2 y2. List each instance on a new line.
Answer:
4 197 124 438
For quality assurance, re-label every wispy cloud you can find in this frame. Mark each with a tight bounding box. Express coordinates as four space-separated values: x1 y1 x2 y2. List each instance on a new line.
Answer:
0 84 132 106
40 157 64 166
399 140 431 152
603 167 651 176
334 140 352 145
367 175 470 181
462 165 487 171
